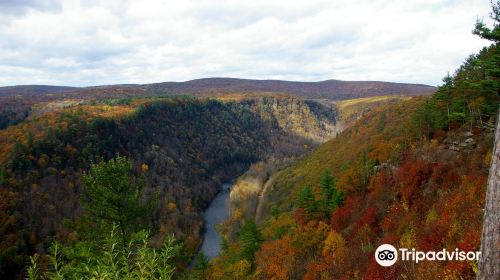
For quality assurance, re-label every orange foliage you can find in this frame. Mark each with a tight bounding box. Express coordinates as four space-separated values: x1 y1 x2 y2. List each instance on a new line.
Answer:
256 235 296 280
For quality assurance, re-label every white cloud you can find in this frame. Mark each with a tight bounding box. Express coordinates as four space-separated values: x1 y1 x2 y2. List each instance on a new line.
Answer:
0 0 494 86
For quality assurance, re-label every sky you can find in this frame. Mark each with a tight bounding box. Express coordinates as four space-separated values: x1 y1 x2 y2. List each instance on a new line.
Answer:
0 0 494 87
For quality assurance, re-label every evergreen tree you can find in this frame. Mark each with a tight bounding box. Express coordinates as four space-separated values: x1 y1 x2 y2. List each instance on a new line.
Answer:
319 170 344 214
192 252 210 279
474 1 500 42
474 3 500 119
296 185 317 215
239 220 262 261
82 155 158 246
296 172 344 219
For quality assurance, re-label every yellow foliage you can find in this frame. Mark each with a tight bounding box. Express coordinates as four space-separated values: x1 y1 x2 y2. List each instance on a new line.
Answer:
337 95 410 122
227 259 251 278
484 149 492 166
322 230 347 262
261 213 295 240
399 226 416 249
232 208 244 220
141 163 149 173
425 207 438 227
167 202 177 210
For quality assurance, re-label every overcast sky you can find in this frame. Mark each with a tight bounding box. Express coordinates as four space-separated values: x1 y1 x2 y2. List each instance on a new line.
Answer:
0 0 494 87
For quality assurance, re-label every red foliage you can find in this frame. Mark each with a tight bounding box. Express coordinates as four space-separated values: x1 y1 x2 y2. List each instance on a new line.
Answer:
380 203 404 232
457 229 480 252
364 257 399 280
449 121 461 130
303 258 330 280
430 162 459 190
444 261 471 278
294 207 308 226
331 195 362 232
432 129 446 142
355 206 377 232
368 170 393 200
418 225 447 251
397 159 432 205
331 206 351 232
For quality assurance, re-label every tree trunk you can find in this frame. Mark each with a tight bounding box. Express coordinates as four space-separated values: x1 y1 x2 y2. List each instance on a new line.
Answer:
477 109 500 280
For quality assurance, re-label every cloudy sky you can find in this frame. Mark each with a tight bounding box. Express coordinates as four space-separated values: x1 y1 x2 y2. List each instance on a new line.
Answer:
0 0 494 87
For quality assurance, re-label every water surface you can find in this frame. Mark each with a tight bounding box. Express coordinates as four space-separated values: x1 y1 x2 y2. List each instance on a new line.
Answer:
200 183 232 259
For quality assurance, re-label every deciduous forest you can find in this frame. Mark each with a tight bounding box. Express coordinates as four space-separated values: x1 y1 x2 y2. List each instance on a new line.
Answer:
0 2 498 280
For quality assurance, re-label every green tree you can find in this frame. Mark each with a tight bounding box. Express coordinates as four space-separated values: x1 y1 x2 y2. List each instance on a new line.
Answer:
473 1 500 42
191 252 210 279
27 226 180 280
296 185 317 215
239 220 262 261
474 1 500 120
82 156 157 246
319 170 344 214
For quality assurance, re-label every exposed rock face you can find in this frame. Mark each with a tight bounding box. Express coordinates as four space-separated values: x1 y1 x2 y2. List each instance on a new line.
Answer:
477 110 500 280
228 99 344 225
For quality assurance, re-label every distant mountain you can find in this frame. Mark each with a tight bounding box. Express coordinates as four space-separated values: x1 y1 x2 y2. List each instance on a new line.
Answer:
145 78 436 99
0 78 435 100
0 85 78 96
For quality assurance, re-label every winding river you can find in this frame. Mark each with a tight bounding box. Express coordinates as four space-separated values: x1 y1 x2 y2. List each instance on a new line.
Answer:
199 182 232 259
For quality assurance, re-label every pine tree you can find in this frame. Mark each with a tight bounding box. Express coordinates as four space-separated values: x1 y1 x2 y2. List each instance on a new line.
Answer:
239 220 262 261
192 252 210 279
296 185 317 215
473 1 500 42
319 170 344 214
82 156 157 246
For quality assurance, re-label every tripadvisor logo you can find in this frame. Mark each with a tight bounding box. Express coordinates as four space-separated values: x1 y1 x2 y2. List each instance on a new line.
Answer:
374 244 481 267
375 244 398 267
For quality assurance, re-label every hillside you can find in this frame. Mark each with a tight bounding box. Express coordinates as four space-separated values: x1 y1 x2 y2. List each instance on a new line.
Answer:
0 95 343 279
0 78 435 99
0 85 78 97
0 79 434 131
144 78 435 99
204 37 498 279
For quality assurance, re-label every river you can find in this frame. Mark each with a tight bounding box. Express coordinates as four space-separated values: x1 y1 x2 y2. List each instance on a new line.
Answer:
199 182 232 259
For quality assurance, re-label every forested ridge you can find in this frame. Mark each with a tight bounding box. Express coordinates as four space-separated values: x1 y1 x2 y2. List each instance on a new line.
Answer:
203 9 499 279
0 78 435 131
0 96 340 278
1 3 497 279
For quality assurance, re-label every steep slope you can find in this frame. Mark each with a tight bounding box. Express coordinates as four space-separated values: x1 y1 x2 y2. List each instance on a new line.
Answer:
211 101 494 279
205 43 498 279
0 96 339 279
227 95 411 225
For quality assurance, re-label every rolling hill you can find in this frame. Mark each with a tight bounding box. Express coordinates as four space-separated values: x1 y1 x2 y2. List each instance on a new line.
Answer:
0 78 435 100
